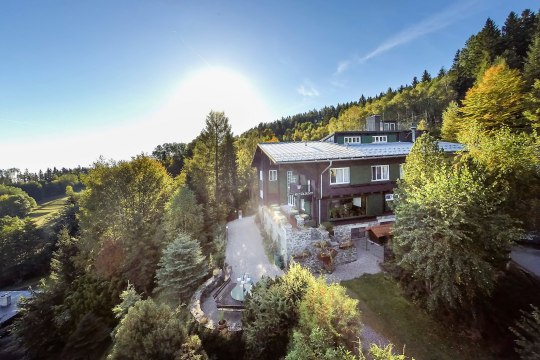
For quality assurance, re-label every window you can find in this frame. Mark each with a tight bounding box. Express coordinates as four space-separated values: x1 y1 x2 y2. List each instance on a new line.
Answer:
344 136 361 144
330 167 350 185
269 170 278 181
383 123 396 130
329 197 366 219
260 189 264 199
372 135 387 143
371 165 389 181
399 163 404 179
259 170 263 181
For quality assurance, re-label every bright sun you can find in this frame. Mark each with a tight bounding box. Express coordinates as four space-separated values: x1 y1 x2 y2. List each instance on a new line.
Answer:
154 66 276 140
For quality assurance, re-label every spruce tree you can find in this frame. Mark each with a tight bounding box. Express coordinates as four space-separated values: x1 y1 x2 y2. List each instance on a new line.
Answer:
155 233 208 303
524 32 540 86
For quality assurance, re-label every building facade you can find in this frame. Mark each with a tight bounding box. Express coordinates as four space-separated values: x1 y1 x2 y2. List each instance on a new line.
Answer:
252 128 462 226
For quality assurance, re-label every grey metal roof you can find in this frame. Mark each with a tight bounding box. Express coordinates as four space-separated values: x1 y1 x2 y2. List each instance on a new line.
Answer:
258 141 464 164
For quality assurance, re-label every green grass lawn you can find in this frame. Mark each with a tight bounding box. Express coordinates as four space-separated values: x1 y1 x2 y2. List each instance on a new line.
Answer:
342 273 494 360
28 195 68 228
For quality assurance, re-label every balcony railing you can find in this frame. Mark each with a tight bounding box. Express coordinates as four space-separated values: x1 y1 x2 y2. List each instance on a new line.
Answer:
289 184 313 195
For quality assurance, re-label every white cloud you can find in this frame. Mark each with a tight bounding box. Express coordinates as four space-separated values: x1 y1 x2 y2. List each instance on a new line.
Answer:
335 0 478 74
297 83 320 97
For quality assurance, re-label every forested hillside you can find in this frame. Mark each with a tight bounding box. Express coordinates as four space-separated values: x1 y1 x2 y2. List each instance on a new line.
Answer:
1 7 540 360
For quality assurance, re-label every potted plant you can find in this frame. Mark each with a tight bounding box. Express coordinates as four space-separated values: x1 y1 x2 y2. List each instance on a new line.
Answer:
217 310 227 330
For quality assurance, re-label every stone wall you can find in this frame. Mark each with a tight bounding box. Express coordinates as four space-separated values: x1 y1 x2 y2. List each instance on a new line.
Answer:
189 268 242 332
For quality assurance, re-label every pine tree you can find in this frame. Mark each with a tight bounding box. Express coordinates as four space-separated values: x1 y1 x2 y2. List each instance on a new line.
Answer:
421 70 431 82
524 32 540 86
155 233 208 303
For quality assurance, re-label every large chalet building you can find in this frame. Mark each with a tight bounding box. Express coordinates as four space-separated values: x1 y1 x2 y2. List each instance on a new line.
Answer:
252 115 463 226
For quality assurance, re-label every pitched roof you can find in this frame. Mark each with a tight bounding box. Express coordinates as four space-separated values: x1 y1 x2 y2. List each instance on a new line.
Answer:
258 141 464 164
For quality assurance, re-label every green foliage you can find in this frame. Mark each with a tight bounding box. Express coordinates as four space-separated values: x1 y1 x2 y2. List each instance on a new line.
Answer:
369 344 415 360
286 327 361 360
79 155 173 293
394 149 518 312
458 126 540 229
402 134 446 190
154 233 208 305
524 79 540 132
524 32 540 86
152 142 189 177
163 185 204 243
0 216 45 286
50 227 80 284
242 264 313 360
108 299 192 360
60 312 112 360
15 281 69 358
112 282 142 320
186 111 237 225
297 278 361 352
461 62 528 131
440 101 462 141
0 184 37 217
511 305 540 359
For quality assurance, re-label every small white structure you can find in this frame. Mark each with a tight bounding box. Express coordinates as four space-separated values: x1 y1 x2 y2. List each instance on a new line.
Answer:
0 294 12 307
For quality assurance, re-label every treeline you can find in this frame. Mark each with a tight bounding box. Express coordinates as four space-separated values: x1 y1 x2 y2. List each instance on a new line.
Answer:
243 9 539 141
0 167 86 202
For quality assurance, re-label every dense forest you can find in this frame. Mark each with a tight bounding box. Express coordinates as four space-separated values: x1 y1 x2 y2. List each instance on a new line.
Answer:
1 8 540 360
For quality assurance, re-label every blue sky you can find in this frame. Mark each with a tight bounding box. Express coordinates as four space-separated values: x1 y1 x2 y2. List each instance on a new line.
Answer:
1 0 538 171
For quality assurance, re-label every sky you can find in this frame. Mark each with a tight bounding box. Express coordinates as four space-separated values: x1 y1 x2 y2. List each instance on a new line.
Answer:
1 0 538 171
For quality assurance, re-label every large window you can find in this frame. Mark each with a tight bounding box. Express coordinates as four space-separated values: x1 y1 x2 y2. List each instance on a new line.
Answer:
269 170 278 181
344 136 361 144
329 197 366 219
372 135 387 143
330 167 350 185
371 165 389 181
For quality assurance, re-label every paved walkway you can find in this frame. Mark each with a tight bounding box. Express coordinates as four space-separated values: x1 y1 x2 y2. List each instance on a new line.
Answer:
326 239 382 283
511 245 540 279
225 216 283 282
201 216 283 325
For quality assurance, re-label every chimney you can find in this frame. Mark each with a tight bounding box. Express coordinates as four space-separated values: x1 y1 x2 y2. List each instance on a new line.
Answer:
410 126 417 142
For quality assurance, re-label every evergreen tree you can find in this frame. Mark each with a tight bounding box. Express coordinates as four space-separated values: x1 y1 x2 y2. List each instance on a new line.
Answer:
109 299 202 360
421 70 431 82
524 32 540 86
154 233 208 304
163 185 204 243
186 111 237 224
411 76 419 87
511 305 540 360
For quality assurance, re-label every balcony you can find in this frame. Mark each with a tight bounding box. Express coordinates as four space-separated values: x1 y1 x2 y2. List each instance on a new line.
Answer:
289 184 313 196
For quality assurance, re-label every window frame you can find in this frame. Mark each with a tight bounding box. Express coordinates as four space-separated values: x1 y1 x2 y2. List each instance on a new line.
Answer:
330 167 350 185
269 169 278 181
372 135 388 143
344 136 361 144
371 165 390 182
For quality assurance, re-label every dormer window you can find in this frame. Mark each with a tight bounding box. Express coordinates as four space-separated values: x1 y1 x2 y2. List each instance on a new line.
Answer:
383 123 396 130
373 135 387 143
344 136 361 144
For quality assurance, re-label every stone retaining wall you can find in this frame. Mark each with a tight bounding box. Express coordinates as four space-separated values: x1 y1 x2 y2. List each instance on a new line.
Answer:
189 268 242 332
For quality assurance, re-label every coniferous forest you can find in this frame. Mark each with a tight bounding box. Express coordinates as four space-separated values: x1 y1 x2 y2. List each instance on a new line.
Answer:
1 8 540 360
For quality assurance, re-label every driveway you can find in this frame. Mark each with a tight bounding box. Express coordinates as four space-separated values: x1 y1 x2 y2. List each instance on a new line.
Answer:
225 216 283 282
511 245 540 279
